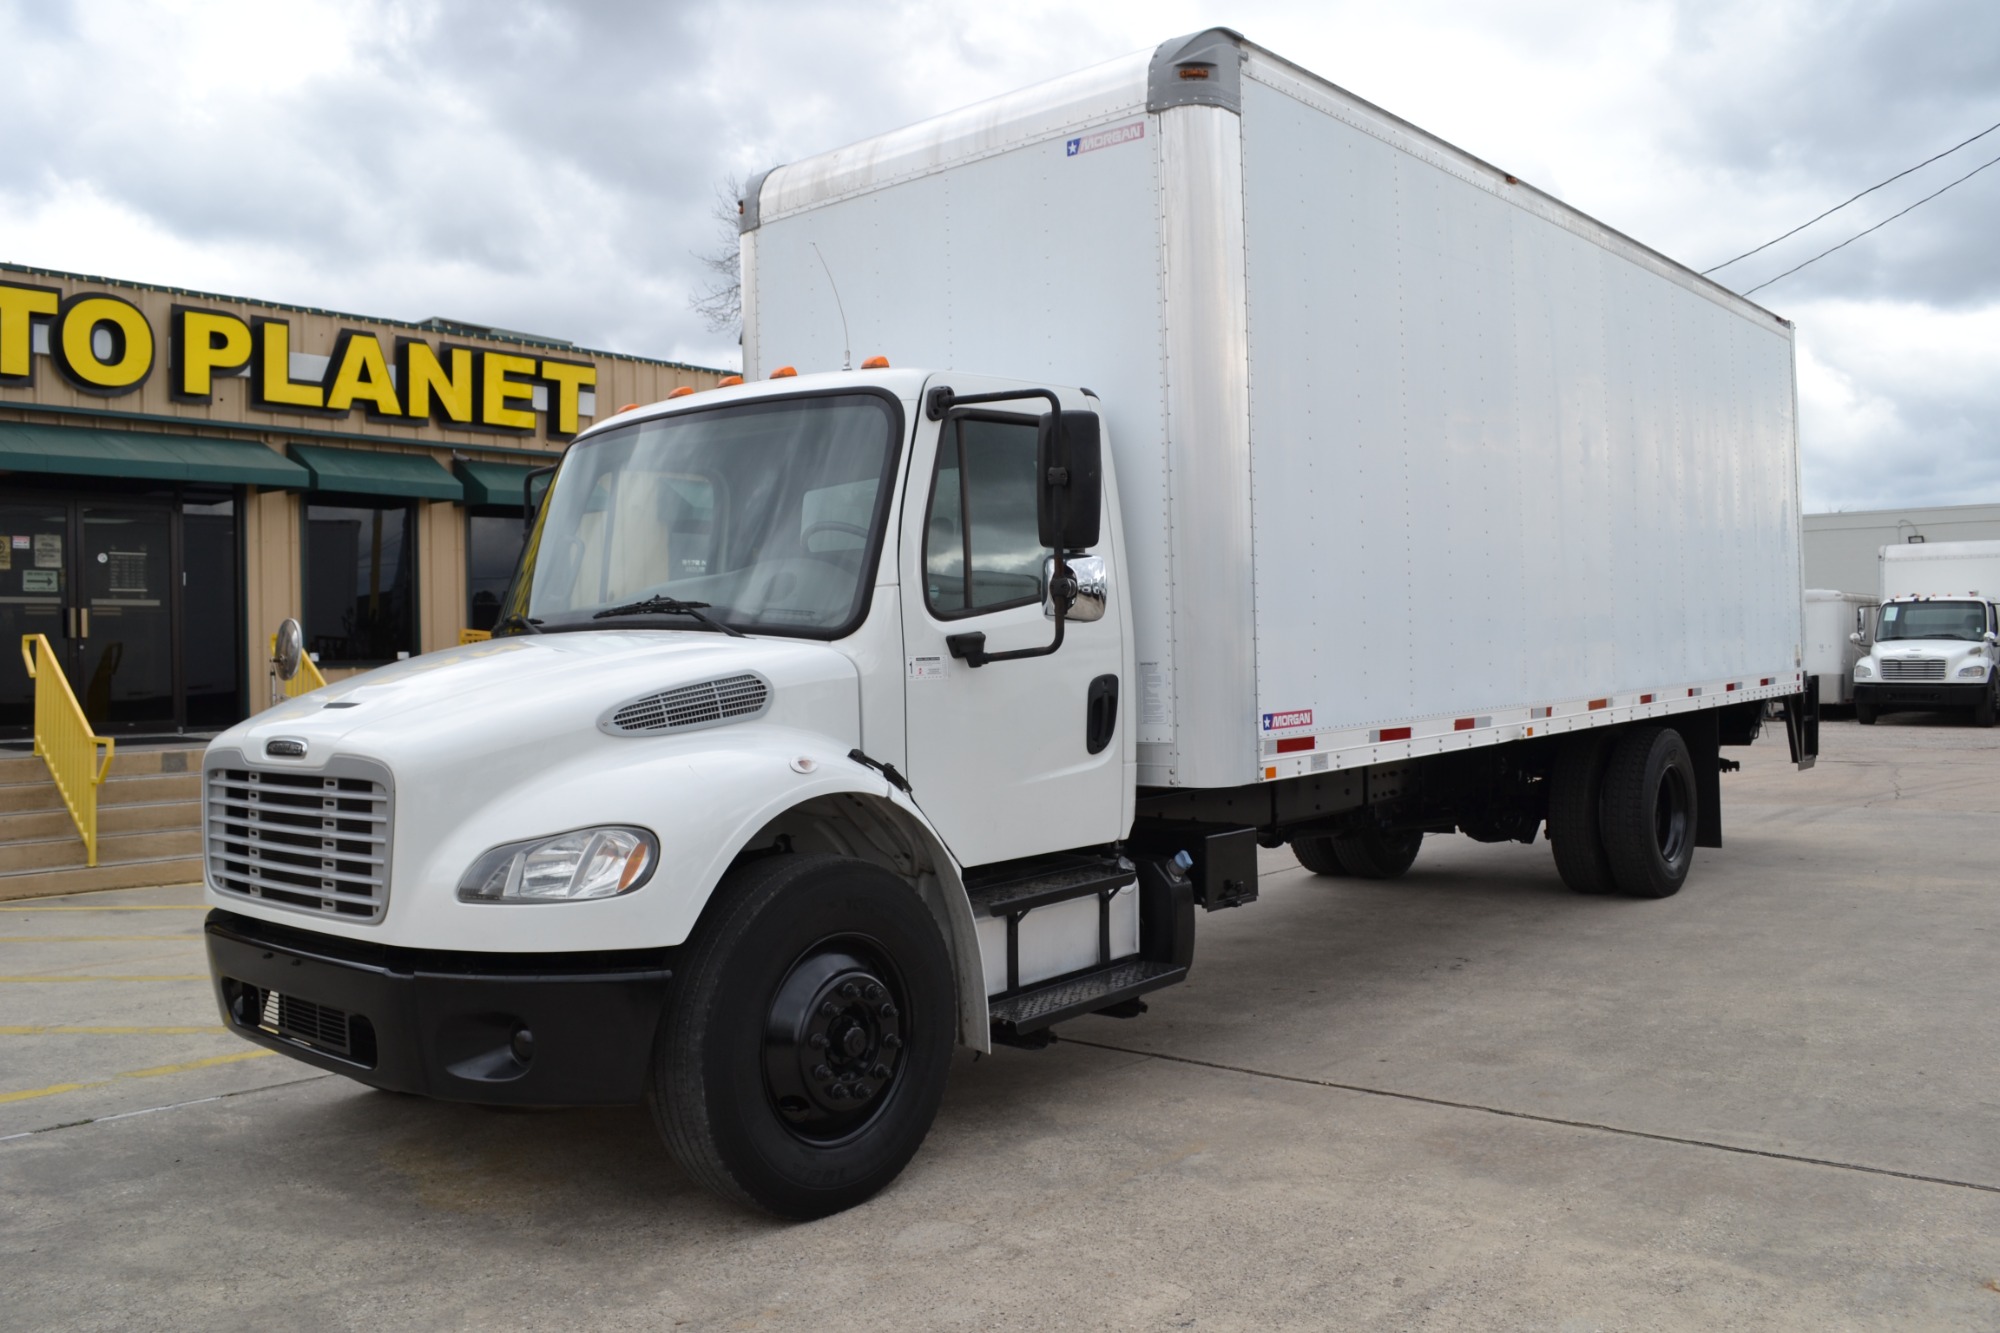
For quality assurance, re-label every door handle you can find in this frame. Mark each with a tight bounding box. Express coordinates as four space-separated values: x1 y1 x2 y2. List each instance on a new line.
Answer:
77 608 89 639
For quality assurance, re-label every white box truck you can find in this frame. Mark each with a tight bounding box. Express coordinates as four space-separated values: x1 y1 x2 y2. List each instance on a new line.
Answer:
1804 589 1876 708
1853 539 2000 725
202 30 1817 1218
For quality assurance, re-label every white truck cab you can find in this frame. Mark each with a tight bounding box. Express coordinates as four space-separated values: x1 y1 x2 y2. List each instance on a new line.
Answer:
1854 541 2000 726
203 30 1819 1219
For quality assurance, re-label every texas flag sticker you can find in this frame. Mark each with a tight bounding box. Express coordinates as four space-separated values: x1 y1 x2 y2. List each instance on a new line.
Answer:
1262 709 1312 731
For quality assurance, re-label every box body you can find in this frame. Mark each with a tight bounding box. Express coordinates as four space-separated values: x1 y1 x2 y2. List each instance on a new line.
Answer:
744 35 1805 789
1878 540 2000 602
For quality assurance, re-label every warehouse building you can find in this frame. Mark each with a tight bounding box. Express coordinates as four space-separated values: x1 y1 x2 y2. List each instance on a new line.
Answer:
1803 503 2000 595
0 264 724 740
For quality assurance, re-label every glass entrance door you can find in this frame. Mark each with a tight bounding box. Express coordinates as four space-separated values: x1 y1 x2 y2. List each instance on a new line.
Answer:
74 503 175 732
0 491 236 739
0 500 71 734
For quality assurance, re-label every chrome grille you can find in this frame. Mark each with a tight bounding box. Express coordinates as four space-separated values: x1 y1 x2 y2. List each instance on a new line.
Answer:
604 674 769 735
205 755 392 923
1880 658 1946 681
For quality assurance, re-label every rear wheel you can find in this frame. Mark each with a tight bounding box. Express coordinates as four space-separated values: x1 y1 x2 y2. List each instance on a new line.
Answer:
1599 726 1697 899
1292 836 1350 877
650 854 954 1219
1547 733 1616 894
1330 827 1423 879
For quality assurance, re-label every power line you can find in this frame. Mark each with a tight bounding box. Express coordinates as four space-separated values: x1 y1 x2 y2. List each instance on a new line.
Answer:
1704 118 2000 274
1740 148 2000 296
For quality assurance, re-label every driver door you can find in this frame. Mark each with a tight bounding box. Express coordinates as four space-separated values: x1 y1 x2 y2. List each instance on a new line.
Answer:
897 378 1125 868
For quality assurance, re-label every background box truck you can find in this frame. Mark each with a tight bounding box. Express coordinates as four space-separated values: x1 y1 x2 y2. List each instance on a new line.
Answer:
1804 589 1876 708
1854 539 2000 725
203 29 1817 1218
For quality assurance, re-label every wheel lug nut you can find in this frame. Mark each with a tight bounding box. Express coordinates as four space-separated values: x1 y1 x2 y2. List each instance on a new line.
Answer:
852 1084 871 1099
882 1033 902 1049
839 981 860 999
819 1001 838 1017
871 1064 890 1079
864 983 884 1001
828 1085 847 1100
810 1033 828 1049
813 1064 832 1080
879 1002 898 1018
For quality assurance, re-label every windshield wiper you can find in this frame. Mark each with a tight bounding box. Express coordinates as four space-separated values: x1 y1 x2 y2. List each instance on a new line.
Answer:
494 613 543 635
591 596 747 637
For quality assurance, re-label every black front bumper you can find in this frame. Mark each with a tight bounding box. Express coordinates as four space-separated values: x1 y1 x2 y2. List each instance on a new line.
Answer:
1854 681 1986 709
205 909 674 1105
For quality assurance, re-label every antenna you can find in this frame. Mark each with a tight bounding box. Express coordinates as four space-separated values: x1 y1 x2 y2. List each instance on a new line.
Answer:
810 241 852 371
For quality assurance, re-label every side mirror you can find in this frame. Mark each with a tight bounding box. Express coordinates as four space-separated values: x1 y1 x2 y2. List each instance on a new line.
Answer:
1848 631 1864 646
273 618 305 682
523 464 557 539
1037 410 1102 551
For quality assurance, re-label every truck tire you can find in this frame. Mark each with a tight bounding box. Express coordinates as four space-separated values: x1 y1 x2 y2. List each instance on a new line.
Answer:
1856 702 1877 725
1975 679 1997 728
649 853 955 1219
1292 836 1350 876
1599 726 1697 899
1330 827 1422 879
1547 734 1616 895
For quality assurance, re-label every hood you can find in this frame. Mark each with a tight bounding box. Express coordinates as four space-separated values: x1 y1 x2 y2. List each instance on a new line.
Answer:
213 630 861 773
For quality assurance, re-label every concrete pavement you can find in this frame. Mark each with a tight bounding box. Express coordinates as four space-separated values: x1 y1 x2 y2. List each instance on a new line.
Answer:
3 714 1998 1329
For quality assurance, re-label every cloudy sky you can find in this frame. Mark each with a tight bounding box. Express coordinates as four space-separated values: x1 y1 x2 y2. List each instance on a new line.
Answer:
2 0 1994 512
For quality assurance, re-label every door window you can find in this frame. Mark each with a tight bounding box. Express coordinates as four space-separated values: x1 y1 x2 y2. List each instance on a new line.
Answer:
304 499 416 664
923 416 1049 618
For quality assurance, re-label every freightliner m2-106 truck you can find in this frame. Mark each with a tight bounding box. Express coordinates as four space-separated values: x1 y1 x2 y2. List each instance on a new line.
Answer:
1853 539 2000 725
203 31 1818 1218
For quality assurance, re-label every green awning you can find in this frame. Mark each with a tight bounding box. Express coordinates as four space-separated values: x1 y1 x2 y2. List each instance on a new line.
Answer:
455 458 552 509
288 444 463 501
0 421 309 488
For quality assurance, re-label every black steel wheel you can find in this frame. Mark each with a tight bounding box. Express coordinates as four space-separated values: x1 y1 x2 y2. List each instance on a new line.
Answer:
1292 836 1350 877
650 854 954 1219
1599 726 1697 899
1548 733 1617 894
1330 826 1423 879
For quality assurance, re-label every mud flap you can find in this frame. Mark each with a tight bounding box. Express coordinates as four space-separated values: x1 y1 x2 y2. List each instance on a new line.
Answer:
1678 711 1724 850
1783 681 1820 770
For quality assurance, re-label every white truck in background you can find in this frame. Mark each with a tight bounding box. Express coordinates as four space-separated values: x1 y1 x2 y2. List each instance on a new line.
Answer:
201 30 1817 1219
1804 589 1876 709
1854 540 2000 726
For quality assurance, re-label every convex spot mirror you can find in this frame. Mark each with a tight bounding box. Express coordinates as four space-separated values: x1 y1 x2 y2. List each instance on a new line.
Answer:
273 618 304 682
1037 410 1102 551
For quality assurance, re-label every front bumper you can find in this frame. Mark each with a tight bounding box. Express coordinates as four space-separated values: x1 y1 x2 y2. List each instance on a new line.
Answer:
205 909 673 1105
1854 681 1987 709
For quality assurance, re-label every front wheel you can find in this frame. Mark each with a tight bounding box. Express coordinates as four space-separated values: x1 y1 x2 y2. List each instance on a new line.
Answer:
1974 679 1997 728
650 854 955 1219
1856 701 1878 725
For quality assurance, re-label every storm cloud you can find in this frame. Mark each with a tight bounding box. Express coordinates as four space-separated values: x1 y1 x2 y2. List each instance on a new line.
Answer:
1 0 1993 511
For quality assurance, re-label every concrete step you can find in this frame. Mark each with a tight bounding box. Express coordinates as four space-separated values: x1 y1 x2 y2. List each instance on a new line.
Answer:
101 772 201 805
0 826 202 875
0 855 204 902
0 800 200 843
0 753 47 784
0 780 65 814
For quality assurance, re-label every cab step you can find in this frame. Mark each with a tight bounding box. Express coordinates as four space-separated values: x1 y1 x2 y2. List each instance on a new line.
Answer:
964 854 1134 917
988 958 1186 1039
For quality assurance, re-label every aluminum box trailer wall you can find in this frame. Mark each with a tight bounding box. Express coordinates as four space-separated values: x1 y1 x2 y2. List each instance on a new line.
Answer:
1879 540 2000 601
1803 590 1875 707
743 29 1806 792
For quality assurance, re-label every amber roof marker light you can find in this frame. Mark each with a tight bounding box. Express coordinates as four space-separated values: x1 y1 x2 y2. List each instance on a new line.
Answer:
717 375 744 387
770 366 797 378
667 386 697 398
861 355 890 370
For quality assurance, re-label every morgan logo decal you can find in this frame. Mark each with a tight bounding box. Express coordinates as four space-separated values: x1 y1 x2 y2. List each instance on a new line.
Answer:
1262 709 1312 731
1066 122 1145 157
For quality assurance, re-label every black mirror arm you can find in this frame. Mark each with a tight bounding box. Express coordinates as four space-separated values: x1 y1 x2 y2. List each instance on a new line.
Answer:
930 384 1080 669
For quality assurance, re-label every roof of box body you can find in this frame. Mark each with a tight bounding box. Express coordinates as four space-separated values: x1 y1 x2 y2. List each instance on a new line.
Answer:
741 29 1784 331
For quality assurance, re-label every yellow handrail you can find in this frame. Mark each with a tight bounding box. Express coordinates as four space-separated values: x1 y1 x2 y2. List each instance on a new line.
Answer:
268 634 329 699
458 628 492 644
19 634 114 868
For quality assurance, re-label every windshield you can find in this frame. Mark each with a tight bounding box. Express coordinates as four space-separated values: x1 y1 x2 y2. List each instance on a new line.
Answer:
506 392 901 637
1876 600 1990 642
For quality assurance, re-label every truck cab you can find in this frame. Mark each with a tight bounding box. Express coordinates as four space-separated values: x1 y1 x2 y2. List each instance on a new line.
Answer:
1853 596 2000 726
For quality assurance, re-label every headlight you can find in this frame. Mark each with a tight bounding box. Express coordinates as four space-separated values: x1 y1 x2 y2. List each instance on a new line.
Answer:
458 826 657 903
1959 665 1987 679
1854 663 1872 678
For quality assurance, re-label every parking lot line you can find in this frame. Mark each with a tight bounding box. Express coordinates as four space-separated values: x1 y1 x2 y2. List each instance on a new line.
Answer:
0 936 204 943
0 975 209 983
0 1026 228 1035
0 1049 275 1106
0 905 205 912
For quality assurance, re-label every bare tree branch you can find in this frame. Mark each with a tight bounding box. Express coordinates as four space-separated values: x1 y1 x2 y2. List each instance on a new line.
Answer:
689 175 743 337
